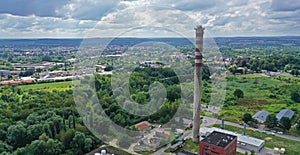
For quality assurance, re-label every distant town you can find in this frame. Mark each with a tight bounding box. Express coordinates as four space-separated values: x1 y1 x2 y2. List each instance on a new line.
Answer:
0 37 300 155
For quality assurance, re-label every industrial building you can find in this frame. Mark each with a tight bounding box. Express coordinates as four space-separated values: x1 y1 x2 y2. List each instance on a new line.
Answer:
276 109 294 121
200 131 237 155
200 127 265 153
252 110 270 123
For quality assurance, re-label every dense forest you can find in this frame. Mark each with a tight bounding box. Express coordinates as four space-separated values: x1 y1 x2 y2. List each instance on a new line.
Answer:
0 65 211 154
0 86 102 155
229 55 300 73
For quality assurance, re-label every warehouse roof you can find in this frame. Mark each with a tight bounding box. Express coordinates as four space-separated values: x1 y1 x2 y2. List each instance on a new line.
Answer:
276 109 294 121
253 110 270 123
200 127 264 148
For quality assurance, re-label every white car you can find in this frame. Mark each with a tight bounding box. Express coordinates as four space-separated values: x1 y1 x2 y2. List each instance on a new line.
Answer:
271 132 275 136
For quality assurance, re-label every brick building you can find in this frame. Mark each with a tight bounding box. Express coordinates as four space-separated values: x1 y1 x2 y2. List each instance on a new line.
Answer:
199 131 237 155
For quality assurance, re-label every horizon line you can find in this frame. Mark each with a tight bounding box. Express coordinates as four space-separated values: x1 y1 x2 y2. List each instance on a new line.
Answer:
1 35 300 39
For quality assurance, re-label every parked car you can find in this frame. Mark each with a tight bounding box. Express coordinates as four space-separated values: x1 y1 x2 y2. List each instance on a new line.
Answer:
271 132 276 136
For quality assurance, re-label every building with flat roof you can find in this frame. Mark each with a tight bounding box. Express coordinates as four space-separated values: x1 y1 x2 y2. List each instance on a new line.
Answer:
200 127 265 153
252 110 270 123
276 109 294 121
200 131 237 155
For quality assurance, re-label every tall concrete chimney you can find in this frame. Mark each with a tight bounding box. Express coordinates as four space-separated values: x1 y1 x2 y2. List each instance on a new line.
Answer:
192 25 204 142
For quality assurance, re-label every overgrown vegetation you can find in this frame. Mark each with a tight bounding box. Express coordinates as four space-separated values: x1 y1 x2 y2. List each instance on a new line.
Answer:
220 74 300 134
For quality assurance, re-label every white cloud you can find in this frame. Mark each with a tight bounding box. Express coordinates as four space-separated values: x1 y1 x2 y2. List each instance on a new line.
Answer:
0 0 69 17
0 0 300 37
0 14 97 38
56 0 120 20
86 6 197 38
271 0 300 11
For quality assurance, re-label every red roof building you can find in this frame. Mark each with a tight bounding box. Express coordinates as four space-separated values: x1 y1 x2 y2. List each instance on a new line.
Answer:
200 131 237 155
134 121 150 130
0 79 35 85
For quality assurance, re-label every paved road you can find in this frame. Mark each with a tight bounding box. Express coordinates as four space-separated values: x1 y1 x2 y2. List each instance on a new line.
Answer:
128 143 139 155
202 116 300 142
237 147 274 155
151 144 173 155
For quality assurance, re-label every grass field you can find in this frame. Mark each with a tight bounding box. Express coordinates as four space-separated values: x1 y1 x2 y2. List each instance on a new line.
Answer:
213 124 300 155
182 138 199 153
19 81 73 91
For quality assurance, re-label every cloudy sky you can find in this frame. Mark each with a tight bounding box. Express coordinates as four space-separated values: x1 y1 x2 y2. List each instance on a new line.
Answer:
0 0 299 38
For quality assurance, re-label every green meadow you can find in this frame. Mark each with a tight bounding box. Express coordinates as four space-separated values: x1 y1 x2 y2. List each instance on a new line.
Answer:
19 81 73 91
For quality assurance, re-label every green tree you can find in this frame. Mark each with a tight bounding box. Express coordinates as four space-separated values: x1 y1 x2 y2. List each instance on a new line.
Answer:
228 65 237 74
0 140 12 153
7 122 28 149
166 85 181 102
242 113 252 123
291 91 300 103
113 113 126 125
42 55 52 62
171 124 176 132
291 69 299 76
104 65 113 71
84 138 93 152
27 124 44 142
296 120 300 133
265 114 277 128
134 92 147 104
71 132 85 155
60 129 75 149
233 89 244 99
72 114 76 129
30 134 64 155
279 117 291 130
13 147 30 155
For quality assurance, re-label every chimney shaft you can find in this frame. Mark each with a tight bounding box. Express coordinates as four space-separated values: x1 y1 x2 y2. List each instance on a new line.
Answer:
192 25 204 142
